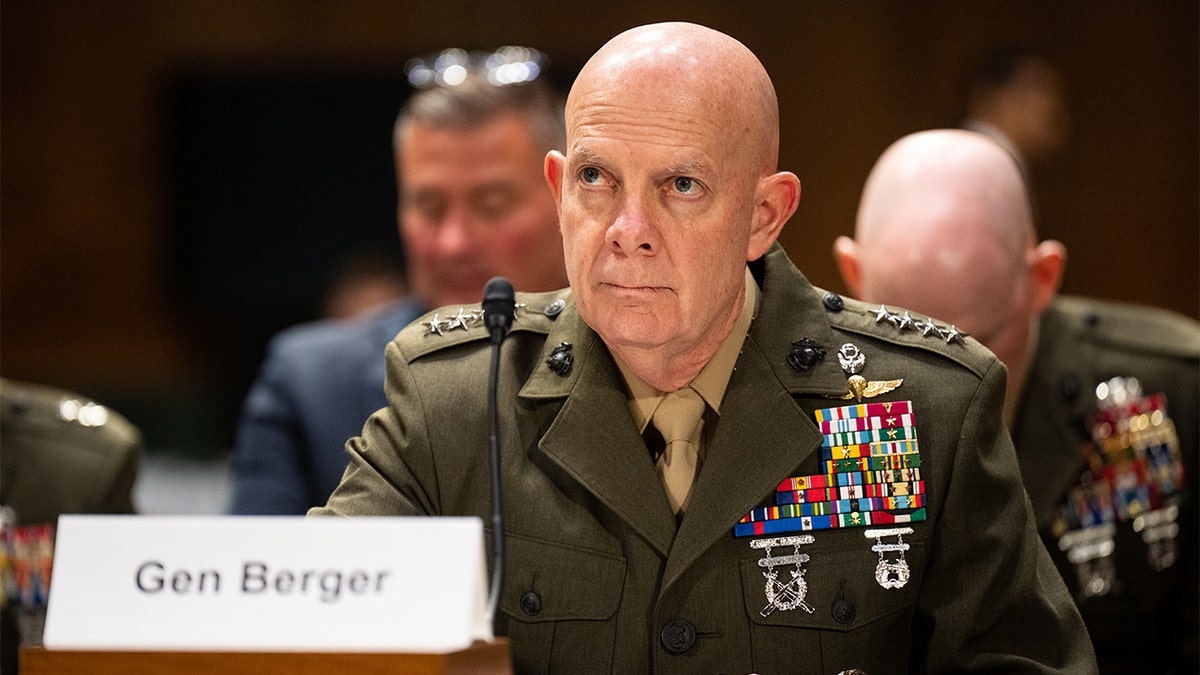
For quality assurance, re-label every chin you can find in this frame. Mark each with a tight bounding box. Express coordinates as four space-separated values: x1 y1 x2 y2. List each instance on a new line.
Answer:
594 312 671 350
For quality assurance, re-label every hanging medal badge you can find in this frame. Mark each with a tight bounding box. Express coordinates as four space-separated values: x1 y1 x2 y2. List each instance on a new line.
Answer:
1058 521 1118 598
865 527 913 589
751 535 815 616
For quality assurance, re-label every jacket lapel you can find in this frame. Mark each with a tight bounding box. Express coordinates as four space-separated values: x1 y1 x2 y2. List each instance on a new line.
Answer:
666 245 852 585
1014 302 1094 526
521 299 678 556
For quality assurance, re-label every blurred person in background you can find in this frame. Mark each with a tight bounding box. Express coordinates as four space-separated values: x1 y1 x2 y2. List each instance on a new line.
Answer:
835 129 1198 673
318 248 408 321
960 45 1070 177
231 48 568 515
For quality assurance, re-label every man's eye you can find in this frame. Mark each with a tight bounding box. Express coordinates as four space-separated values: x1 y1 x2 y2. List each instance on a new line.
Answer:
673 177 700 194
406 198 445 224
580 167 602 184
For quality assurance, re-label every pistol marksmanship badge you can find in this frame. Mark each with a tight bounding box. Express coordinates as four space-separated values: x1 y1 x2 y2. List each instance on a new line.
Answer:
751 536 815 616
865 527 913 589
1053 376 1186 599
835 343 903 402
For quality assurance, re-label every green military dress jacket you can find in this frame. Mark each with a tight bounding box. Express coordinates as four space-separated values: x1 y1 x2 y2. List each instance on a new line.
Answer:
314 245 1095 674
1013 296 1199 673
0 378 141 525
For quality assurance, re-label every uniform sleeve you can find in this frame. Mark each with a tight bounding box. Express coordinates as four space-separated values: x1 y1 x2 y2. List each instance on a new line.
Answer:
309 339 438 517
230 341 317 515
915 359 1097 673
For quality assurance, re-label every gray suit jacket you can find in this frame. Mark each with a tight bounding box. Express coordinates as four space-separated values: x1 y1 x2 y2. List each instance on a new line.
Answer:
231 298 424 514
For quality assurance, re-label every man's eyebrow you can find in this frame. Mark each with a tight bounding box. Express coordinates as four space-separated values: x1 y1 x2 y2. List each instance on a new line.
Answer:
568 146 603 165
664 160 707 176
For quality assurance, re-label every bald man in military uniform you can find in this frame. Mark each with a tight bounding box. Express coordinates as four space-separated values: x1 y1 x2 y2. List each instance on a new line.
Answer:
1 377 141 673
837 129 1198 673
312 24 1095 673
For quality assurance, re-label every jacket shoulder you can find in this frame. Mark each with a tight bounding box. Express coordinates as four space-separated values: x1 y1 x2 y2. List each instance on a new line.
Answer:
1048 295 1200 362
0 378 142 460
396 290 572 362
826 293 1001 379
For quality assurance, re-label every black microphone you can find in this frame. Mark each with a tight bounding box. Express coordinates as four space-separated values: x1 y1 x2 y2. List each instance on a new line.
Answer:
482 277 516 345
481 276 514 626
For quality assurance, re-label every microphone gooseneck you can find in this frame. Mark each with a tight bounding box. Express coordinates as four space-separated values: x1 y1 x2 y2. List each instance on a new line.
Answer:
482 276 514 626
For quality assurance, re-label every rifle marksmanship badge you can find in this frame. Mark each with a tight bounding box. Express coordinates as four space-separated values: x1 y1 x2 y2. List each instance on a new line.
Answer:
1053 376 1186 599
737 346 927 612
752 535 815 616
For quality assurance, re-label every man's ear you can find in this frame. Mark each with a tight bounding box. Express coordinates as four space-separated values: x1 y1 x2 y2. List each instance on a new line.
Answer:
1030 239 1066 313
544 150 566 204
833 235 864 297
747 171 801 260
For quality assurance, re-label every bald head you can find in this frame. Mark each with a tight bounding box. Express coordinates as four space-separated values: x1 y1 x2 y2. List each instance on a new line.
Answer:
545 22 801 391
853 130 1036 325
569 22 781 177
836 129 1065 417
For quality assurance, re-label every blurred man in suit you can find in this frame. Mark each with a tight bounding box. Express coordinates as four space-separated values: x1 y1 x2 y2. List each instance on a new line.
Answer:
961 46 1070 176
836 128 1198 673
231 53 568 514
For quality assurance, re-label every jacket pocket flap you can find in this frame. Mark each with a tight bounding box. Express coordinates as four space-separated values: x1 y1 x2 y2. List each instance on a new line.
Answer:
501 533 626 623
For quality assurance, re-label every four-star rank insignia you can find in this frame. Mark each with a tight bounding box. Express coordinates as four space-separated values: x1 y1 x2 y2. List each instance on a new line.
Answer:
873 305 968 345
421 303 527 336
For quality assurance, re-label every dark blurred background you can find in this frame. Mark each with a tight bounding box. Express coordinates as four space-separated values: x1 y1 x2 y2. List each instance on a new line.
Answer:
3 2 1197 465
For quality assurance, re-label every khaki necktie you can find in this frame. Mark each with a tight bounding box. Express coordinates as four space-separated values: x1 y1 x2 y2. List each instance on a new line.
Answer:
652 387 707 514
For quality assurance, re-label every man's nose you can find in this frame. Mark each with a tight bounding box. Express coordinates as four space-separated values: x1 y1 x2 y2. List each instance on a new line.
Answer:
607 194 656 255
433 207 475 256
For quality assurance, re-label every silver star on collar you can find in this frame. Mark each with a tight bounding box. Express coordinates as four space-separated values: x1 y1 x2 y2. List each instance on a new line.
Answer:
422 313 446 336
939 325 968 344
444 308 477 331
890 311 916 331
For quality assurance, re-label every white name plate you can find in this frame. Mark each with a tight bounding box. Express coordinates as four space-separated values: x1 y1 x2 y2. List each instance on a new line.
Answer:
43 515 492 652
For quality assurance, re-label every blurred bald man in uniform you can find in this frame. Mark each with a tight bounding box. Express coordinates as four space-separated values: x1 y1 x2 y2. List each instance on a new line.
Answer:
836 129 1198 673
314 24 1095 673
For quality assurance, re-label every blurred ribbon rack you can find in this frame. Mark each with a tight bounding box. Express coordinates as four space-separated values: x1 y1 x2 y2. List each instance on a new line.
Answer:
1 510 55 647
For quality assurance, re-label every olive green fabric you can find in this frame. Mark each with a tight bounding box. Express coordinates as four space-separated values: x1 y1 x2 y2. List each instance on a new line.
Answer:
0 377 141 675
1013 296 1199 673
0 378 140 525
313 244 1096 674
